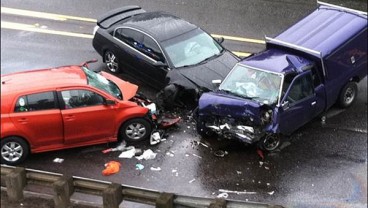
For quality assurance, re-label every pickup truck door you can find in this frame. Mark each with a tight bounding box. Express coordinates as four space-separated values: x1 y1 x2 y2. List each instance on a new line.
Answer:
278 71 324 135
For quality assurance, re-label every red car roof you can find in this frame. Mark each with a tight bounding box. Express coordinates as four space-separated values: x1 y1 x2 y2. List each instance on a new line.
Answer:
1 66 87 96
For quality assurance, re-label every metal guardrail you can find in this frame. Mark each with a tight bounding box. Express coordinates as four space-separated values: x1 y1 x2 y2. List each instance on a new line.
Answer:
1 164 284 208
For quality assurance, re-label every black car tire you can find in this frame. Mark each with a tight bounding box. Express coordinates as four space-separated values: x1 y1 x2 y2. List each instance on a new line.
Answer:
258 134 281 152
104 50 120 73
119 118 152 142
338 81 358 108
1 137 29 165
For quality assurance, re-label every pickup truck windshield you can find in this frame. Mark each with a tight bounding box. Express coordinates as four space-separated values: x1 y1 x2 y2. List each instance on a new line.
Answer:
219 64 282 105
162 28 223 68
82 67 122 100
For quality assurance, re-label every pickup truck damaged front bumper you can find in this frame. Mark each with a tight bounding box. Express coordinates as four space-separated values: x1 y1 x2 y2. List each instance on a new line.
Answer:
204 120 266 144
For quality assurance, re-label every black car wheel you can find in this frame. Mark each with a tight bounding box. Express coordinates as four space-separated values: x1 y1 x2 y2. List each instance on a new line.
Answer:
259 134 281 152
338 82 357 108
119 118 152 142
104 51 120 73
1 137 29 165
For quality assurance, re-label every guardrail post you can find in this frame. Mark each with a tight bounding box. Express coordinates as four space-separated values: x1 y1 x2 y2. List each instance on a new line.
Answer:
209 199 227 208
53 176 75 208
156 192 174 208
103 183 122 208
5 167 26 202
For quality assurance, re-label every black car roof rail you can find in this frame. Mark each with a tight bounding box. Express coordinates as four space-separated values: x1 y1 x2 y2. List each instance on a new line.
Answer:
97 5 146 29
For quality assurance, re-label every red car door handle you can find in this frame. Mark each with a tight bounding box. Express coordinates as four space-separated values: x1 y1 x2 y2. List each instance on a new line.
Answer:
64 115 75 121
17 118 28 124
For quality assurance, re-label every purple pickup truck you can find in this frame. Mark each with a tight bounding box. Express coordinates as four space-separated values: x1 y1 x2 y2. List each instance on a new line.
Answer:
197 2 367 151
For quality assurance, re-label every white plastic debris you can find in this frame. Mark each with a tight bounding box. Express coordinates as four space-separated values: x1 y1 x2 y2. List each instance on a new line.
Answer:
150 167 161 171
216 193 229 199
150 131 161 145
189 179 196 183
268 191 275 195
53 158 64 163
219 189 257 195
118 147 136 158
166 151 175 157
135 164 144 170
136 149 157 160
192 154 202 159
236 171 242 175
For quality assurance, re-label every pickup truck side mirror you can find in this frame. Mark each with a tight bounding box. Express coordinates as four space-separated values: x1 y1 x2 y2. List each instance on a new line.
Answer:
212 79 222 88
281 100 290 110
104 99 116 106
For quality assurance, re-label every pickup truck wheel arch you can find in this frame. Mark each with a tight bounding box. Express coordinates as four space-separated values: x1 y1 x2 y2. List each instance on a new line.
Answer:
338 82 358 108
1 136 29 165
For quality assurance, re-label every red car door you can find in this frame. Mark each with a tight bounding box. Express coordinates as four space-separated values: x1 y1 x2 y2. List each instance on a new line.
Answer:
10 92 64 148
60 89 117 145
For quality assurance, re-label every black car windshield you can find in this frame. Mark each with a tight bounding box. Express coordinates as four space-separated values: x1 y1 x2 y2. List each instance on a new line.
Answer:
219 64 282 105
161 28 223 68
82 67 122 100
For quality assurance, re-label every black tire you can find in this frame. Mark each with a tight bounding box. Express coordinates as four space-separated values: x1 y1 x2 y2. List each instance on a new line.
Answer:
258 134 281 152
119 118 152 142
104 50 120 73
338 82 358 108
1 137 29 165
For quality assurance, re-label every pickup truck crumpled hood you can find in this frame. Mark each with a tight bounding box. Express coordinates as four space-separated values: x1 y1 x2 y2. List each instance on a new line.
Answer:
198 91 263 125
99 71 138 101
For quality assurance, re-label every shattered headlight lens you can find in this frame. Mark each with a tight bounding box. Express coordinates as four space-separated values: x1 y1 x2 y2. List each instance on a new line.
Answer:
261 110 272 124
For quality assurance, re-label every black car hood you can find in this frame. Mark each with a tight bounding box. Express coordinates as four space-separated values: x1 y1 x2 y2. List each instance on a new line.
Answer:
167 51 238 90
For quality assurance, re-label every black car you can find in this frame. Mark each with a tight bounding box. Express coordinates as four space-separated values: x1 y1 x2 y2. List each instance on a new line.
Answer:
92 6 239 107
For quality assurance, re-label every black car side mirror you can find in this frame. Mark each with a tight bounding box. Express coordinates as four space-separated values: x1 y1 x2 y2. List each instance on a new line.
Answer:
153 61 168 68
215 37 224 44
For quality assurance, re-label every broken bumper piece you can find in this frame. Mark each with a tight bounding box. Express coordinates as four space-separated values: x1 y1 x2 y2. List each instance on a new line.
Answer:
207 124 262 144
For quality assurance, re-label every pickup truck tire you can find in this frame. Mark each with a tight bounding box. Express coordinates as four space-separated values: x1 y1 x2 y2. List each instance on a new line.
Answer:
259 134 281 152
104 50 120 73
338 82 357 108
1 136 29 165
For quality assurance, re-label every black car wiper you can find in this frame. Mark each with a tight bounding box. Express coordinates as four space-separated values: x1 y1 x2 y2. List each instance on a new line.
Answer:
199 52 222 64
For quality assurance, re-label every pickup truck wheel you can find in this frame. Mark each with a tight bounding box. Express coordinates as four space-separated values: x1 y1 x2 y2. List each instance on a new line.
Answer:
259 134 281 152
1 137 29 165
338 82 357 108
119 118 152 142
104 50 120 73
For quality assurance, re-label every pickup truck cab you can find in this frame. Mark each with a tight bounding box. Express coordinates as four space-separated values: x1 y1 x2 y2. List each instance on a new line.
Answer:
197 2 367 151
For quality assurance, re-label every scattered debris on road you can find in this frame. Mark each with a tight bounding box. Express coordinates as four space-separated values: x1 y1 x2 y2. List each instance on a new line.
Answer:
135 163 144 170
136 149 157 160
53 158 64 163
102 161 121 176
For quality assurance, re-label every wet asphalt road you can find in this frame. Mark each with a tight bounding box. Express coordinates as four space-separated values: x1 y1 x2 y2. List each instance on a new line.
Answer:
1 0 367 207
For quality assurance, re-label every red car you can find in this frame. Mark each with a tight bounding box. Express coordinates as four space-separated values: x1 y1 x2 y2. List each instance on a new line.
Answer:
1 61 156 165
